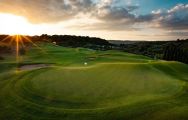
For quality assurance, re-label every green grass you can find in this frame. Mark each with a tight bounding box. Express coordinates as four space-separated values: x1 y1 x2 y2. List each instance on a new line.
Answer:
1 43 188 120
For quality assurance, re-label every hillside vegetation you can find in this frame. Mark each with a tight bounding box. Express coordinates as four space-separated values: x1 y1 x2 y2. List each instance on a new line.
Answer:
114 39 188 64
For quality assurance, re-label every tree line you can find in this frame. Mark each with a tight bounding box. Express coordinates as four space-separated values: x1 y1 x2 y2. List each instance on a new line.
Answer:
163 40 188 64
116 39 188 64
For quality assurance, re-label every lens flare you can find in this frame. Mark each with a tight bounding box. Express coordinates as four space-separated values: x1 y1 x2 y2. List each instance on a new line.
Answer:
1 35 45 64
16 35 19 63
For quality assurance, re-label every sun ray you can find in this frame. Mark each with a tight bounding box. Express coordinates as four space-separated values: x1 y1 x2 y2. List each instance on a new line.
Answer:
19 35 26 48
1 35 11 42
1 35 15 46
15 35 20 63
8 37 15 46
22 36 47 53
1 34 50 65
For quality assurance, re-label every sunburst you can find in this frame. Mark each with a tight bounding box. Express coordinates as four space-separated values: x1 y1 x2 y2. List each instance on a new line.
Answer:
1 35 45 64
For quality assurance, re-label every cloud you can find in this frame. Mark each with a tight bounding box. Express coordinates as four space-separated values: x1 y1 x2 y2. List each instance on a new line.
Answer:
0 0 94 23
0 0 69 23
0 0 188 31
0 0 141 30
133 4 188 30
157 4 188 30
166 31 188 36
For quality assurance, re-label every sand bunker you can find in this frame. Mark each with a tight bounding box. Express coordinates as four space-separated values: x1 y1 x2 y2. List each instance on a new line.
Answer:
19 64 51 70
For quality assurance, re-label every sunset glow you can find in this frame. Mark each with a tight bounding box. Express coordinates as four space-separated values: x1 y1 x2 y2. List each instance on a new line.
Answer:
0 13 36 35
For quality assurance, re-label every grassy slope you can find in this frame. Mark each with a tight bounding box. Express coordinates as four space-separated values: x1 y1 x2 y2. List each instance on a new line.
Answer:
0 43 188 120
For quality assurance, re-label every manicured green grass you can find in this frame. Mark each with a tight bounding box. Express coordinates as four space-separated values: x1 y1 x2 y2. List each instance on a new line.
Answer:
0 43 188 120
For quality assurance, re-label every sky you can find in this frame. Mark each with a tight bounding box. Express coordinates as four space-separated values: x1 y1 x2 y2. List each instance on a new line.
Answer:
0 0 188 40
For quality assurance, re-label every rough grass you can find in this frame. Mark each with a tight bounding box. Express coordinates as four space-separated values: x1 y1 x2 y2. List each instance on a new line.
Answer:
0 43 188 120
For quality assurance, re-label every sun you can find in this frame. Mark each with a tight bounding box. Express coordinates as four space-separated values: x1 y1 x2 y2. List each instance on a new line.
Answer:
0 13 35 35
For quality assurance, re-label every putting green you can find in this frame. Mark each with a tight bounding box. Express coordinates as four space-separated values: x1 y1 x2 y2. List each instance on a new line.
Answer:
9 63 183 110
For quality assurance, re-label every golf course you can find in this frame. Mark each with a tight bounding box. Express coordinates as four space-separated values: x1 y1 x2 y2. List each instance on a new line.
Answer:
1 43 188 120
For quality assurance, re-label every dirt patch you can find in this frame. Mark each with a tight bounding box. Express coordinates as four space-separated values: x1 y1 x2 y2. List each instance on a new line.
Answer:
18 64 51 70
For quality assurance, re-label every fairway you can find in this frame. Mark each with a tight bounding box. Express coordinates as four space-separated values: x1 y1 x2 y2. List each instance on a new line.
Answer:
1 43 188 120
